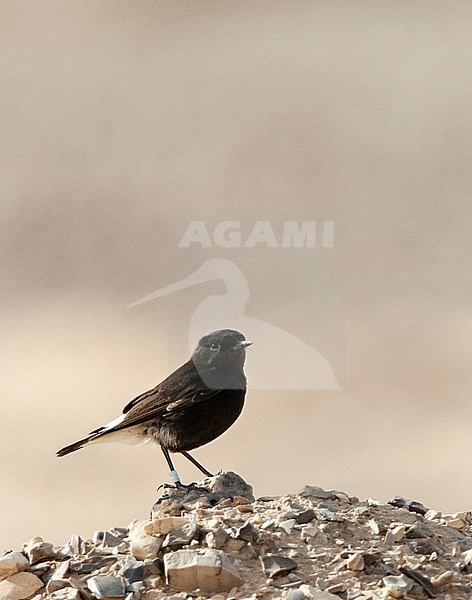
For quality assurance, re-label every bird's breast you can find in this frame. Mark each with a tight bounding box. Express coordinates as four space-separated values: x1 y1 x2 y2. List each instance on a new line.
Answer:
146 389 246 452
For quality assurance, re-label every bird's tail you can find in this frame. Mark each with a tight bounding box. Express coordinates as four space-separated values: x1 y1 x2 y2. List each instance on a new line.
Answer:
57 414 144 457
57 434 97 457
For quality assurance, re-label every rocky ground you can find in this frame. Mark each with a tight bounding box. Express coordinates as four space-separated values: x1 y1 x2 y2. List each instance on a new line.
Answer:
1 472 471 600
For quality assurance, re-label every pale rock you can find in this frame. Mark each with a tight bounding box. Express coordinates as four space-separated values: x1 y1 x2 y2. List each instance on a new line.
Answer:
431 570 454 588
232 496 250 506
50 588 80 600
162 522 198 549
23 538 55 564
46 559 70 592
384 530 395 547
277 519 296 534
93 531 123 548
260 519 276 530
144 517 191 536
205 529 229 549
236 504 253 513
334 491 351 503
225 539 245 552
301 525 318 539
298 585 340 599
130 533 163 560
345 553 364 571
390 525 405 542
461 548 472 565
164 548 242 592
425 509 442 521
286 590 306 600
444 516 466 529
46 579 69 594
382 575 412 598
0 572 43 600
128 522 163 560
367 520 380 535
0 553 29 581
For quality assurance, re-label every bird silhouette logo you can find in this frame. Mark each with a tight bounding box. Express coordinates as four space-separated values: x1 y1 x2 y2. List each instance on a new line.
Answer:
129 259 340 390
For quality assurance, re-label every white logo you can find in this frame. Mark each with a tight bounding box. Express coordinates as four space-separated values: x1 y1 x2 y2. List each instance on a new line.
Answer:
129 259 340 390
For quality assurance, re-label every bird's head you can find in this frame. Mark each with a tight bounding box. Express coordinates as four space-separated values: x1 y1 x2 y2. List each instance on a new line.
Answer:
192 329 252 372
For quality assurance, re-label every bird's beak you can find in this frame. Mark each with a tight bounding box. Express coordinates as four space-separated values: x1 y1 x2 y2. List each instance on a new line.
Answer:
234 340 253 349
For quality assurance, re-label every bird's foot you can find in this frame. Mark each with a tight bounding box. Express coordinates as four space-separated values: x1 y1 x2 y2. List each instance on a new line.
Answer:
176 481 210 493
157 481 209 493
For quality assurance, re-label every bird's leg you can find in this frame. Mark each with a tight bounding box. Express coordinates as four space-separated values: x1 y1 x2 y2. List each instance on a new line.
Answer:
161 447 181 486
181 451 213 477
160 448 209 492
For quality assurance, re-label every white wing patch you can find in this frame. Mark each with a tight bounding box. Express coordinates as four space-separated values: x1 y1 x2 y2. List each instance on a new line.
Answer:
87 414 151 447
101 414 126 432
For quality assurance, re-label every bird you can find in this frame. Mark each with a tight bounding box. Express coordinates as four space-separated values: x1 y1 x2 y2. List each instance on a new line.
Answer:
128 259 340 390
57 329 252 487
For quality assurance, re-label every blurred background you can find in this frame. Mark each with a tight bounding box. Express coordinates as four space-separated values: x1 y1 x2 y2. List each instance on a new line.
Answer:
1 1 471 551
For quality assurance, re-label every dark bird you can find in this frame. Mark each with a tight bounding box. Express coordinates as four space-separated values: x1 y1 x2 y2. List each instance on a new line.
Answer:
57 329 252 486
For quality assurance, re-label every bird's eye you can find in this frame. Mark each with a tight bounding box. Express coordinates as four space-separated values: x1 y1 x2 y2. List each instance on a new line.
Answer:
209 342 220 351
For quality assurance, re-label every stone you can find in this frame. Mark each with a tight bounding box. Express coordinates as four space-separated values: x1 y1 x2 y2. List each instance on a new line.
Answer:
367 520 380 535
144 518 191 536
128 520 164 560
299 486 335 500
0 553 29 581
164 549 242 592
87 575 126 598
22 538 55 564
119 557 145 584
236 504 253 513
46 579 69 594
444 516 466 529
286 590 306 600
205 529 229 549
431 570 454 589
0 572 43 600
260 554 297 578
45 560 70 594
345 553 364 571
69 555 117 574
277 519 296 534
294 509 316 524
298 586 340 599
130 535 163 561
208 472 255 503
232 522 258 543
390 525 405 542
162 523 198 549
315 508 343 522
93 531 123 547
50 588 80 600
382 575 412 598
387 497 428 516
126 582 145 593
233 496 250 506
461 548 472 565
398 566 436 598
225 539 245 552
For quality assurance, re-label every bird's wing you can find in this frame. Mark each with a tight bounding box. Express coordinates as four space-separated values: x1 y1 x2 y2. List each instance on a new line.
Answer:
106 361 220 433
